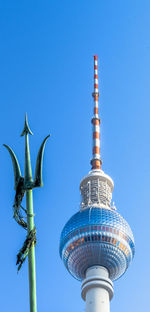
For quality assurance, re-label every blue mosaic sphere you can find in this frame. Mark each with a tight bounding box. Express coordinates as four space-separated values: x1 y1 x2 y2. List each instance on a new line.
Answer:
59 208 135 281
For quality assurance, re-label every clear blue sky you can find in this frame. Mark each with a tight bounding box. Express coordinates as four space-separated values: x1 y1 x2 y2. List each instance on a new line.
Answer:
0 0 149 311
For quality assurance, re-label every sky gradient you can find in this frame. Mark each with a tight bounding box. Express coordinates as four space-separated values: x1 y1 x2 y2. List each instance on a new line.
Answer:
0 1 149 311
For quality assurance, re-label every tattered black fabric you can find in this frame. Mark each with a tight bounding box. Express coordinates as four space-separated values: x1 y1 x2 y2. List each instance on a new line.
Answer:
16 227 37 272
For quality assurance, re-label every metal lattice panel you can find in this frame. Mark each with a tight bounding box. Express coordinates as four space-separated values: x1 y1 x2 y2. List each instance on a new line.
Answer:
80 175 112 209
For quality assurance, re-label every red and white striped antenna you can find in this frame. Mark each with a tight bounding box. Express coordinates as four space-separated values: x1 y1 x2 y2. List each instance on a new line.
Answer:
91 55 102 170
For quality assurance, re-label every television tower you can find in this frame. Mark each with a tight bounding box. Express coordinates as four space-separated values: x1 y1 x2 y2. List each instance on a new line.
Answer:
60 56 135 312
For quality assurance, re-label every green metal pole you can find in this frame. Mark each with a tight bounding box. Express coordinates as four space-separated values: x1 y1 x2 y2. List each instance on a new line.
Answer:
26 190 37 312
24 127 37 312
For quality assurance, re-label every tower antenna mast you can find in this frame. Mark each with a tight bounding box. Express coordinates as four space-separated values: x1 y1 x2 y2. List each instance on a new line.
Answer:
4 114 50 312
91 55 102 170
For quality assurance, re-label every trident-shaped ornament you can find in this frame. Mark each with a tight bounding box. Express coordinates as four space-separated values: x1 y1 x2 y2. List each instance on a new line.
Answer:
4 113 50 312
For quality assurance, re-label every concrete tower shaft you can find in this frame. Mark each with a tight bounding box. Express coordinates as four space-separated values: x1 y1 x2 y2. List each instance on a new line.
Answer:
81 266 113 312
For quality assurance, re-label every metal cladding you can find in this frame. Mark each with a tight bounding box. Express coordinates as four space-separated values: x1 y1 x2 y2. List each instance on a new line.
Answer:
60 56 135 283
80 169 114 210
91 55 102 170
59 208 135 281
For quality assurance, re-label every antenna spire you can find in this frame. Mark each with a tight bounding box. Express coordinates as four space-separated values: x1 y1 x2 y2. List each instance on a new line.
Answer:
91 55 102 170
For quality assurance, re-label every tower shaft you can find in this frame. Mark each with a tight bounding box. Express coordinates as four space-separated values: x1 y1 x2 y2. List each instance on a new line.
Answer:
81 266 113 312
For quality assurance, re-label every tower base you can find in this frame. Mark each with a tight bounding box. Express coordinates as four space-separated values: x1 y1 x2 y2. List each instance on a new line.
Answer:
81 266 113 312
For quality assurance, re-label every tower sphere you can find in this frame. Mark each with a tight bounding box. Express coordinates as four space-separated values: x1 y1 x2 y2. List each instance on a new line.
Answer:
60 205 135 281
